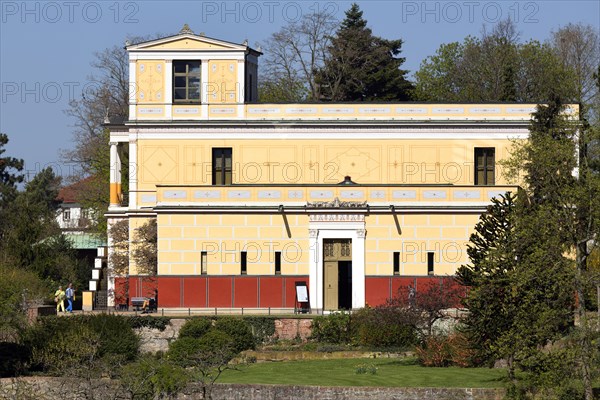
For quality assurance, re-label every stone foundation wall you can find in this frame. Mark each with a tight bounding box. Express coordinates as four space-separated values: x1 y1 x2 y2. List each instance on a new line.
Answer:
137 318 313 353
0 378 505 400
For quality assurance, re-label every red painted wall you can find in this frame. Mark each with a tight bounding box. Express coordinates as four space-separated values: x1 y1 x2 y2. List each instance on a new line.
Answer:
116 275 458 309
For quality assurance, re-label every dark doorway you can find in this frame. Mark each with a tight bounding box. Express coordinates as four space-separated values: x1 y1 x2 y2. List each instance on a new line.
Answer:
338 260 352 310
323 239 352 310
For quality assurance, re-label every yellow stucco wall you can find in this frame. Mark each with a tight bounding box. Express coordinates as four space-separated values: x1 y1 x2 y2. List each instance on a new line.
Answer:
136 138 514 190
157 214 310 276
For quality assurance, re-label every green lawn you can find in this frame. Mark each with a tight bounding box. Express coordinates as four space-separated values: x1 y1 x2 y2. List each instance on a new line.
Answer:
219 358 506 388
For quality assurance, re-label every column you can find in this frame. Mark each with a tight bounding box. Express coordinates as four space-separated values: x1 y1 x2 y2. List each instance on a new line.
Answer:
352 229 366 309
109 142 121 206
308 229 320 311
129 139 137 209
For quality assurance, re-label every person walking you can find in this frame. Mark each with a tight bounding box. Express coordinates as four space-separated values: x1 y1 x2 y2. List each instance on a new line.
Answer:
55 285 66 313
65 283 75 313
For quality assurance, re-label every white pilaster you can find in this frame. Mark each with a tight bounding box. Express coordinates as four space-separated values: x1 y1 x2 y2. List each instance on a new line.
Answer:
129 139 137 209
129 61 137 120
164 59 173 119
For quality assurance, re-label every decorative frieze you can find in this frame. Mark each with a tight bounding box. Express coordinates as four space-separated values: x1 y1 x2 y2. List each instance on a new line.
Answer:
309 214 365 222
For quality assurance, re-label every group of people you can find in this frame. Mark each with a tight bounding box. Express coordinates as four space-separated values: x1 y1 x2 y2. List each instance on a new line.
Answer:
54 283 75 313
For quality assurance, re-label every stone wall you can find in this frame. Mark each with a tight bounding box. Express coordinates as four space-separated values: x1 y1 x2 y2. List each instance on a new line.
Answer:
0 378 505 400
136 318 313 353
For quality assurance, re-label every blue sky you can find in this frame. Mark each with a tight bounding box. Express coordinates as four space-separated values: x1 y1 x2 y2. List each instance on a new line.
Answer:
1 0 599 182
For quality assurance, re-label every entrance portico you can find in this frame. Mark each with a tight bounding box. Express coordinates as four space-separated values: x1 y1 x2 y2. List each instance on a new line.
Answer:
308 213 366 311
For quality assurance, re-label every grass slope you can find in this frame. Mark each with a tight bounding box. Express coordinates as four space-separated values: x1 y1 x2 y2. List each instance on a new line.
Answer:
220 358 506 388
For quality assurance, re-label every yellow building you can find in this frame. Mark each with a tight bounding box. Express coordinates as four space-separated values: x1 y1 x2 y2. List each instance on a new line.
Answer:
105 26 577 312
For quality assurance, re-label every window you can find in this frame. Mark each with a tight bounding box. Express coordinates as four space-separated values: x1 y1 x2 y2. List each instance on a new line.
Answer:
474 148 495 185
212 148 232 185
63 209 71 221
173 61 201 103
201 251 207 275
427 252 435 275
393 252 400 275
241 251 247 275
275 251 281 275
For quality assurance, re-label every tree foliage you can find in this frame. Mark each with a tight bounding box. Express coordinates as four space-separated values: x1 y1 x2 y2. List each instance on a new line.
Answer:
414 19 576 103
260 9 337 102
316 3 413 101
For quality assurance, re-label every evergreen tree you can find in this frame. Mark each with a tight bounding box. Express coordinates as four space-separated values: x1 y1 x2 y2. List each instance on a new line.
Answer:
317 3 413 101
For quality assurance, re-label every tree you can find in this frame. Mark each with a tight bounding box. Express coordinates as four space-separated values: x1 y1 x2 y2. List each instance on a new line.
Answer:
168 330 238 400
456 192 520 364
0 133 24 205
551 23 600 110
260 9 337 102
317 3 413 101
414 19 576 103
0 133 24 261
494 99 600 399
62 40 142 236
108 219 129 305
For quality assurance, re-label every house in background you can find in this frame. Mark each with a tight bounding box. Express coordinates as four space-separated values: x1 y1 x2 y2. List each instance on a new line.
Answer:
103 25 578 312
57 178 108 307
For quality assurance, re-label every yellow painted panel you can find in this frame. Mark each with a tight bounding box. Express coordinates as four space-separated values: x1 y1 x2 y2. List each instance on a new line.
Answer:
246 215 272 226
365 226 392 239
170 240 195 251
429 215 455 226
377 240 404 251
159 227 183 239
403 215 429 226
184 145 207 184
199 215 222 225
183 227 206 238
221 215 245 225
207 226 234 238
454 214 480 226
182 252 201 263
415 227 441 239
388 146 404 183
171 264 196 275
233 226 259 238
169 215 195 226
207 60 238 104
403 265 428 275
136 61 165 103
367 251 392 263
221 264 241 275
145 38 236 50
141 145 178 184
258 226 286 239
160 252 182 263
441 227 469 239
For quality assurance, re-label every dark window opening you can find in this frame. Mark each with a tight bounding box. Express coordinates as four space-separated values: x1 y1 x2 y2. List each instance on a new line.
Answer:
212 148 232 185
173 61 201 103
475 147 495 185
241 251 247 275
393 251 400 275
427 252 435 275
201 251 207 275
275 251 281 275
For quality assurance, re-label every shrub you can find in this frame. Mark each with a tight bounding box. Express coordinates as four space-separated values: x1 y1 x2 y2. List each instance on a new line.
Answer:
352 307 417 349
82 314 139 362
243 317 276 344
310 312 351 344
0 342 30 377
178 318 212 339
167 330 236 368
127 316 171 331
415 333 478 367
24 314 139 373
354 362 377 375
213 317 255 352
120 354 190 399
